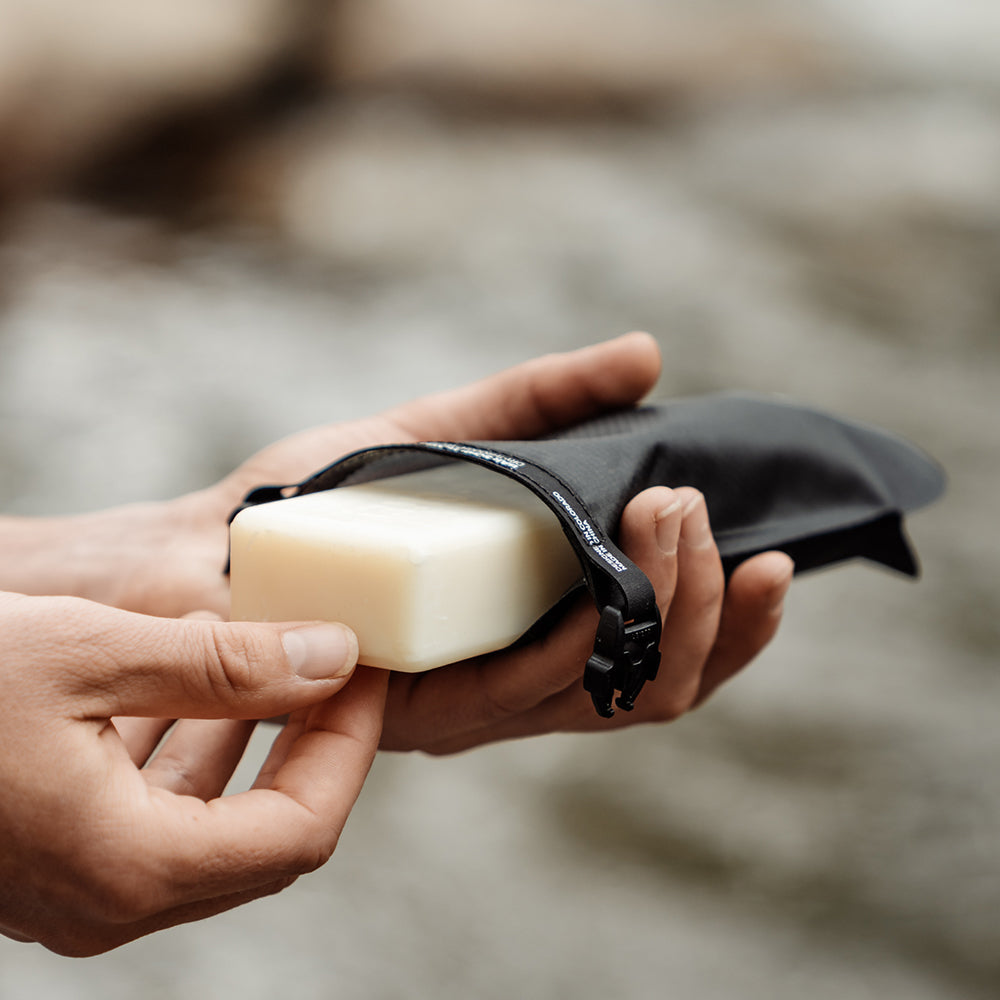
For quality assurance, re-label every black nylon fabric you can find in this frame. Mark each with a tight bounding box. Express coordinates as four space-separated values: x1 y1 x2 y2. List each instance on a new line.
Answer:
470 393 945 577
228 392 944 716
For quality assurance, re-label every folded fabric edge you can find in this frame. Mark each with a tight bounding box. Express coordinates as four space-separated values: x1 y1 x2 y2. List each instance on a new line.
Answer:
719 511 919 580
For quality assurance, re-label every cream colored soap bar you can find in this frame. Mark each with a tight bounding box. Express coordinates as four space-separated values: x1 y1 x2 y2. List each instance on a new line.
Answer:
229 463 582 671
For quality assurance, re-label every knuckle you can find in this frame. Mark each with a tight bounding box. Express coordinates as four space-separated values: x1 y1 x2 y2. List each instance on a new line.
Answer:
297 842 337 876
281 822 340 876
520 351 589 426
469 658 533 724
479 684 522 724
203 624 265 698
146 752 201 798
649 698 686 723
646 680 701 723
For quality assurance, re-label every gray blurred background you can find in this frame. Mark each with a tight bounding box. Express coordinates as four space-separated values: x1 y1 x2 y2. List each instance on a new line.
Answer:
0 1 997 997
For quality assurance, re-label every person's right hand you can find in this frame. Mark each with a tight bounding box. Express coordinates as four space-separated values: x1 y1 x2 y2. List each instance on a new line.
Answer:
0 593 385 956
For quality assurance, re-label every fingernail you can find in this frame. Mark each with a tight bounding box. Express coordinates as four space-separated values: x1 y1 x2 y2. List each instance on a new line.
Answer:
282 625 358 680
680 493 713 549
654 498 682 555
769 559 795 613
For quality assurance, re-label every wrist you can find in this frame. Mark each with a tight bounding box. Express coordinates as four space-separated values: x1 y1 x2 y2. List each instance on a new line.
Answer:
0 515 76 596
0 489 232 616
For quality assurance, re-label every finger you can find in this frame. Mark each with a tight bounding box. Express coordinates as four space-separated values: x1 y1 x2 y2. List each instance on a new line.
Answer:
694 551 793 706
649 488 726 715
250 709 308 791
41 879 296 957
383 488 678 751
24 596 360 721
445 487 725 743
168 669 387 894
84 669 387 923
618 485 683 621
142 718 258 800
109 616 223 763
381 586 602 753
384 331 661 442
113 717 174 766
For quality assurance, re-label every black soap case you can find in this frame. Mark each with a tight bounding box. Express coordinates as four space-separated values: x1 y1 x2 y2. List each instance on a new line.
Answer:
229 393 945 718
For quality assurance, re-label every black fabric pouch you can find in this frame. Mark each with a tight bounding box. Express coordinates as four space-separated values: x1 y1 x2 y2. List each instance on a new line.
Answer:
229 393 944 717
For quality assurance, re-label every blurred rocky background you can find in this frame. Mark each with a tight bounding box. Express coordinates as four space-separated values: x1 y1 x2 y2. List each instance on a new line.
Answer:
0 1 997 997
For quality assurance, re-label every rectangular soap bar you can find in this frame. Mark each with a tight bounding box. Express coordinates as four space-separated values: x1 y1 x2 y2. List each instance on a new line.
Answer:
229 462 583 671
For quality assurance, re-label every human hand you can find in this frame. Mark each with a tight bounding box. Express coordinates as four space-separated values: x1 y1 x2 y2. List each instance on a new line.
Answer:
4 331 790 756
5 332 660 618
379 487 794 752
0 593 384 956
209 329 791 747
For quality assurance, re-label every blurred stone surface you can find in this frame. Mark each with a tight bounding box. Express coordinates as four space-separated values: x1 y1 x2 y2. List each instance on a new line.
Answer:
0 2 998 998
324 0 838 110
0 0 296 199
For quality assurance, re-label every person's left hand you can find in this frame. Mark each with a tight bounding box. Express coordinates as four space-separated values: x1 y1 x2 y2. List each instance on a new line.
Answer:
0 595 384 955
8 333 792 752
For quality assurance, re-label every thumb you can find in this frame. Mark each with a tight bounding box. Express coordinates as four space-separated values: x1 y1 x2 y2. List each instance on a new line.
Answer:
19 596 359 721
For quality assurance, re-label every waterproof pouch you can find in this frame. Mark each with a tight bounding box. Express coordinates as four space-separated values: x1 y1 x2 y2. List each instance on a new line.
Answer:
229 393 944 718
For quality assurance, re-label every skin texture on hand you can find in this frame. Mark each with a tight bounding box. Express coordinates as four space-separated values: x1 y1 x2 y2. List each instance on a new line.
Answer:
0 593 385 956
0 333 792 757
